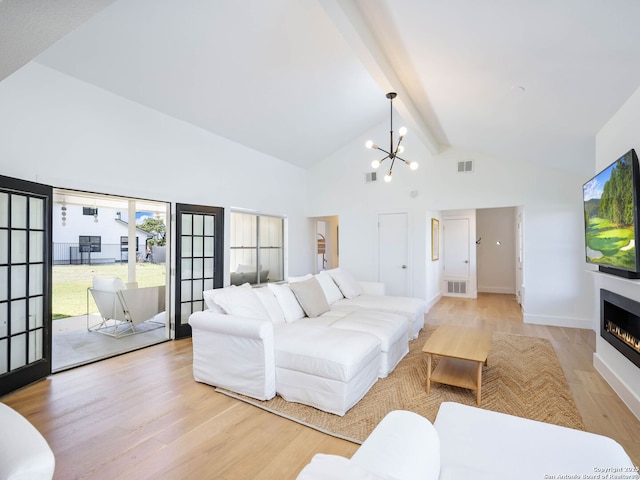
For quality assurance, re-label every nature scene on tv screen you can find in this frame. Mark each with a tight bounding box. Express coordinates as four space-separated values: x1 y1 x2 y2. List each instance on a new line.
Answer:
583 155 636 269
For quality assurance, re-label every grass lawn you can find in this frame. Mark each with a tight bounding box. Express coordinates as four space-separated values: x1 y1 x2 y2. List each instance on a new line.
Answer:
52 263 167 319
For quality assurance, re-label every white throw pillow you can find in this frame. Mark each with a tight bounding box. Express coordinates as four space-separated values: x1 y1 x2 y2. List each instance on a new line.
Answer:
289 277 331 318
203 285 235 313
236 263 260 273
267 283 306 323
254 287 286 324
328 268 364 299
212 284 269 320
315 271 344 304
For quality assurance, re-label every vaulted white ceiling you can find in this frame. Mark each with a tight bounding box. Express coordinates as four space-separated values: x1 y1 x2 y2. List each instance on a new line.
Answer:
2 0 640 176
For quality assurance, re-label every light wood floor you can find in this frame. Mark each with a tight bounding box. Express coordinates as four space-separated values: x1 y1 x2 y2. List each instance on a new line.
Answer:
2 293 639 479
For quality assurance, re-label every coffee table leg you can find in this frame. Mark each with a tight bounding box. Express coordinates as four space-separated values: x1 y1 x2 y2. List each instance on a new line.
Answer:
476 361 482 405
426 354 432 394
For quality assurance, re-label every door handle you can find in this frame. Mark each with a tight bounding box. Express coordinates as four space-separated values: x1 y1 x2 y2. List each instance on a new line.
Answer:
464 260 469 263
401 265 407 269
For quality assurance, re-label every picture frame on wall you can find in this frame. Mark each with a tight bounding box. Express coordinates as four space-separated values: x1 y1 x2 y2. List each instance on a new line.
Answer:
431 218 439 261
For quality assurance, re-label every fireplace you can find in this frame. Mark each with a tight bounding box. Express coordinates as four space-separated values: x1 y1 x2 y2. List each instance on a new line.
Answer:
600 289 640 369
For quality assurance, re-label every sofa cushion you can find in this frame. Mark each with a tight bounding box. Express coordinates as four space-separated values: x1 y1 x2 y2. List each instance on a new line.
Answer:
330 310 407 352
315 271 344 304
333 294 426 338
212 284 269 320
328 268 364 299
289 277 331 318
275 324 380 382
254 287 286 324
268 283 306 323
434 402 635 480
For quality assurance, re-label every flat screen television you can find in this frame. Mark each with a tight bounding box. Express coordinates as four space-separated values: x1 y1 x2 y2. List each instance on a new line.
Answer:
583 148 640 278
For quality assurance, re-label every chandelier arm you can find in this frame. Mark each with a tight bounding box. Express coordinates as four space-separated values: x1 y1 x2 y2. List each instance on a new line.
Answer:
378 155 390 163
373 146 391 156
395 155 411 165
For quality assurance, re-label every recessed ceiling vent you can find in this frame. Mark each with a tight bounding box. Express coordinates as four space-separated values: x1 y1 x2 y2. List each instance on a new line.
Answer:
365 171 378 183
457 160 474 173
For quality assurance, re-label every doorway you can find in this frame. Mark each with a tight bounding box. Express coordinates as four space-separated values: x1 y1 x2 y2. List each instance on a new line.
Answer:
312 216 339 272
51 189 170 371
441 207 518 299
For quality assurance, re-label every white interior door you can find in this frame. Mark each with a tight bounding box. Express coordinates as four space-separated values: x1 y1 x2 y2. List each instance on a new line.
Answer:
378 212 409 296
443 218 470 277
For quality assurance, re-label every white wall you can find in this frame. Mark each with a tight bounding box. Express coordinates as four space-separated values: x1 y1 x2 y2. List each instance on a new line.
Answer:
308 119 593 327
593 84 640 419
0 62 596 331
0 63 313 276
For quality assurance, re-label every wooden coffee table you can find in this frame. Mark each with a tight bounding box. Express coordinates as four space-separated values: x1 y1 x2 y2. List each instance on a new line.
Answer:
421 325 493 405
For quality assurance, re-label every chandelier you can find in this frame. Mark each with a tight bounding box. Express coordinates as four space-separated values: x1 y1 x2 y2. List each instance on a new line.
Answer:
366 92 418 182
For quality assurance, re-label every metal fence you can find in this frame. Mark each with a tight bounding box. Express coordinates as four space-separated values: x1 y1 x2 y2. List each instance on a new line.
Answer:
53 243 166 265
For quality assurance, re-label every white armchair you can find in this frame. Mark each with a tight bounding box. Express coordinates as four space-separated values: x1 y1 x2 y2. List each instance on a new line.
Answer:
0 403 55 480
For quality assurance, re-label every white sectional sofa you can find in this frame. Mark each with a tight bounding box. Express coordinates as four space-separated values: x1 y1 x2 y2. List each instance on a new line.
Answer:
188 268 427 416
297 402 636 480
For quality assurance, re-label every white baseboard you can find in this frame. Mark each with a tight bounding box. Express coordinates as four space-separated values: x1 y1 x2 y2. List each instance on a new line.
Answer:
523 313 592 330
426 292 442 311
477 286 516 294
594 353 640 421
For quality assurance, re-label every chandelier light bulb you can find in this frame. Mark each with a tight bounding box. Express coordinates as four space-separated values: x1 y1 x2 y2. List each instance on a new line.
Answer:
365 140 374 149
398 126 407 138
409 161 419 170
397 145 405 154
384 172 392 183
371 159 380 169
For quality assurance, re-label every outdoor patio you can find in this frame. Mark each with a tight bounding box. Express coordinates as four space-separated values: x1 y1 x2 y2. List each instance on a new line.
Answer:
52 314 168 372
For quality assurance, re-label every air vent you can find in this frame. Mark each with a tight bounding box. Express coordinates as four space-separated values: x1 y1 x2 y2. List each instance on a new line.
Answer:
457 160 474 173
365 171 378 183
447 281 467 294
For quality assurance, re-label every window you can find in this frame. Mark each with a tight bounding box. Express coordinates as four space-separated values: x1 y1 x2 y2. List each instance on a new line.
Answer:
230 212 284 285
82 207 98 216
78 235 101 253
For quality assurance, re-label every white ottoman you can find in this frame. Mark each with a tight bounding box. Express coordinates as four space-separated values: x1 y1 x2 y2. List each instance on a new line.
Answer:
0 403 55 480
274 324 381 416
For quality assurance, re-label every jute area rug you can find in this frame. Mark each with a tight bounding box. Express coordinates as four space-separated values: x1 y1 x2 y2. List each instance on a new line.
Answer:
216 325 585 444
